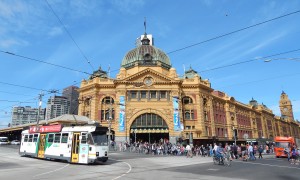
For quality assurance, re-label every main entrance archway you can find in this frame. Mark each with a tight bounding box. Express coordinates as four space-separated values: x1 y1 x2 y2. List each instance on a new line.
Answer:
130 113 169 143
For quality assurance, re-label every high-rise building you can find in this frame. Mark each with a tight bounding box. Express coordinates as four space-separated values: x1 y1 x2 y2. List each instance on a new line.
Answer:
11 106 45 126
45 96 70 120
62 86 79 115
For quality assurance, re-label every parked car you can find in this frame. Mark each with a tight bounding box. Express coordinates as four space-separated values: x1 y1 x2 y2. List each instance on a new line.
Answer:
10 140 20 145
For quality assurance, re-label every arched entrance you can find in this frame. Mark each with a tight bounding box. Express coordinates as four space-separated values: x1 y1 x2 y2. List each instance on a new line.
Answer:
130 113 169 143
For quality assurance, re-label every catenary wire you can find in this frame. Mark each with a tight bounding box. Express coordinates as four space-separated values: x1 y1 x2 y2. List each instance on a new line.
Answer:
108 10 300 73
197 48 300 73
167 9 300 54
44 0 95 71
0 50 91 75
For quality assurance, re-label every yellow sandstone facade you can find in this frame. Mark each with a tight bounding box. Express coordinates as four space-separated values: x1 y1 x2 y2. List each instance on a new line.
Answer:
78 33 300 145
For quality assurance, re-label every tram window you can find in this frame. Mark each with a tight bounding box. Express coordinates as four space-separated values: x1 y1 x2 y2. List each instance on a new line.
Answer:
48 134 54 143
61 133 68 143
54 133 61 143
33 134 38 142
87 133 94 145
81 133 87 144
28 135 33 142
24 135 28 142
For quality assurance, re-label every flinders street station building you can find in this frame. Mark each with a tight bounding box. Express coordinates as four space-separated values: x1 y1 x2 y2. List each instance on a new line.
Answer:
78 32 300 145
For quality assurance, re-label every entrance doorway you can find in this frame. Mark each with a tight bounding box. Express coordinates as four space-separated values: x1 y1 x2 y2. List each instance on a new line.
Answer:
130 113 169 144
130 132 169 144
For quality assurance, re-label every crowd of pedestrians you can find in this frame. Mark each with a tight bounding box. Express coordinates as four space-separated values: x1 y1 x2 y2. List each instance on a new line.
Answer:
110 140 275 160
110 139 300 166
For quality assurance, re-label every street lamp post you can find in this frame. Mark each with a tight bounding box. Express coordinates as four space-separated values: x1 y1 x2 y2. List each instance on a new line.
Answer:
134 129 137 144
107 103 113 151
232 126 237 145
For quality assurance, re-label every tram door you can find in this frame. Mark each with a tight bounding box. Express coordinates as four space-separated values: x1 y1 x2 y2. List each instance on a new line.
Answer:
71 132 80 163
38 134 46 158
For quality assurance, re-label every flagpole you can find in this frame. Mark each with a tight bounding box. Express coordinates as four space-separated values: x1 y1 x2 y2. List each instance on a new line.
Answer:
144 17 147 33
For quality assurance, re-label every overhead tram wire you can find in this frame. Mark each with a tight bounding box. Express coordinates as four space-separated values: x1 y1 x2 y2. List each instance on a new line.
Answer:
217 71 300 89
167 10 300 55
197 48 300 73
0 50 91 76
45 0 95 71
0 81 49 92
108 10 300 74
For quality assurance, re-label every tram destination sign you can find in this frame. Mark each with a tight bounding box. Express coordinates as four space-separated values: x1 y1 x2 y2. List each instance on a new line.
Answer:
29 124 62 133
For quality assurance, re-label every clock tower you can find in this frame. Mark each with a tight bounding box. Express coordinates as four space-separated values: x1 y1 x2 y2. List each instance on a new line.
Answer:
279 91 294 121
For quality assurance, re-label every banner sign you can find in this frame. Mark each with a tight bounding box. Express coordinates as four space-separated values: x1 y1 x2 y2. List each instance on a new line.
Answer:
173 97 181 131
119 96 126 132
29 124 62 133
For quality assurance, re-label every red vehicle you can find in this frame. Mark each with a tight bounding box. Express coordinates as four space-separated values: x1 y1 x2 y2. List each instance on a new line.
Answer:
274 136 299 158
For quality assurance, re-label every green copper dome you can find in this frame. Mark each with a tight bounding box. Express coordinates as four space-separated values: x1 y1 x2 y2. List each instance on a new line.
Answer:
121 35 171 69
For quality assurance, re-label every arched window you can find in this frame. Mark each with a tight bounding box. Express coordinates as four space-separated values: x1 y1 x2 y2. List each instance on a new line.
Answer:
182 96 193 104
131 113 168 129
102 96 114 104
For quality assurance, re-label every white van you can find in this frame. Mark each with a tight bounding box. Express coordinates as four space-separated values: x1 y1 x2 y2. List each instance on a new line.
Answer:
0 137 9 145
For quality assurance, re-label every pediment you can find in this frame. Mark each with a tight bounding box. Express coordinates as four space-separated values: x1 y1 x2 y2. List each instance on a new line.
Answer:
115 68 177 84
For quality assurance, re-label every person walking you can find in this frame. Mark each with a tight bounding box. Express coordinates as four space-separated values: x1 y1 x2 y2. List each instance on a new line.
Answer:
248 144 255 160
186 144 193 158
284 145 291 161
258 145 263 159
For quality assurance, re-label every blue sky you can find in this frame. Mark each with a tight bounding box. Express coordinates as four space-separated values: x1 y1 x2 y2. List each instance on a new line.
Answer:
1 0 300 127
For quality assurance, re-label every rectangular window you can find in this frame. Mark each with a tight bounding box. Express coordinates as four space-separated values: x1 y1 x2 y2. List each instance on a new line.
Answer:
33 134 38 142
61 133 68 143
141 91 147 99
28 134 33 142
24 135 28 142
101 110 105 120
160 91 166 99
191 110 194 119
150 91 156 99
48 134 54 143
81 133 87 144
54 133 61 143
131 91 137 99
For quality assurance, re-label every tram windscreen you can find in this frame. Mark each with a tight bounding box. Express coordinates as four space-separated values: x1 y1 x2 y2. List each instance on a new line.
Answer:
91 131 108 146
275 142 289 148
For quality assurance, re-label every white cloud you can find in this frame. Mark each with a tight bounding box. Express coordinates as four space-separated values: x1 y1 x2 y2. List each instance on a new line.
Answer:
110 0 145 14
201 0 213 6
48 26 63 37
243 32 286 55
0 38 28 48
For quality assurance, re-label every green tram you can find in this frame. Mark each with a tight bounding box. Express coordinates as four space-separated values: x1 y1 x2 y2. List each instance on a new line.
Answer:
20 124 108 164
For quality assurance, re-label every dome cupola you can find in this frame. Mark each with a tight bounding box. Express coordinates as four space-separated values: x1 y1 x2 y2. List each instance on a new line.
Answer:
121 33 171 69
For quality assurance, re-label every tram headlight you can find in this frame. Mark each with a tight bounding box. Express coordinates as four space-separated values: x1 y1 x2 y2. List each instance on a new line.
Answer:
96 152 99 157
